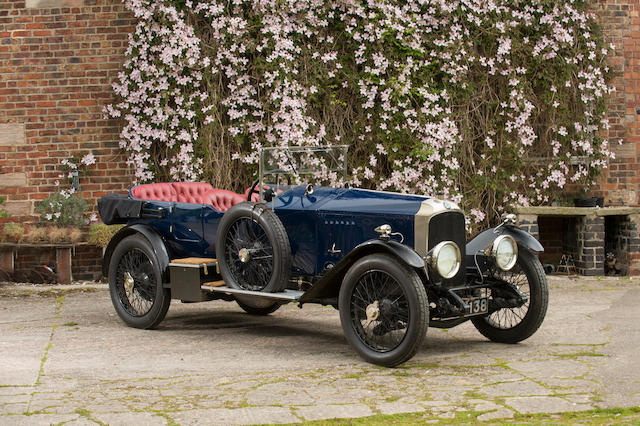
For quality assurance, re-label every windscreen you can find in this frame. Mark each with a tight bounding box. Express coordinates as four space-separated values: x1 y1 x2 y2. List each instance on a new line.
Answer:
258 145 348 193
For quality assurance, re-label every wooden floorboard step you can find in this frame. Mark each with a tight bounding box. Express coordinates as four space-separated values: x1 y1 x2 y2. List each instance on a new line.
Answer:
170 257 217 265
169 258 218 275
203 280 225 287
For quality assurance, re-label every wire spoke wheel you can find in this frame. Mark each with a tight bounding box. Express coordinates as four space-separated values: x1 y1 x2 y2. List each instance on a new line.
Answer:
486 265 530 330
216 202 291 293
115 248 156 317
471 249 548 344
350 270 410 352
108 235 171 329
224 217 275 291
339 254 428 367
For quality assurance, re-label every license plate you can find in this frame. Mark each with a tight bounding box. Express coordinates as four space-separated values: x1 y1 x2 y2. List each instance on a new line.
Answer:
466 297 488 316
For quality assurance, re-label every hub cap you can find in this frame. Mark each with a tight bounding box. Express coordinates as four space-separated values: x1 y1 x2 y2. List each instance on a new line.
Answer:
238 248 251 263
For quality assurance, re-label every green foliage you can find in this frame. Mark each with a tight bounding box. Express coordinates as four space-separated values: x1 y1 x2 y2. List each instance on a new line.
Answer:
87 224 124 248
35 193 88 227
2 223 25 243
0 196 9 219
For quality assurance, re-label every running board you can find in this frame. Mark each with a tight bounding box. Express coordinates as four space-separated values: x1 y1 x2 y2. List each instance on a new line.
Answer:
201 285 304 301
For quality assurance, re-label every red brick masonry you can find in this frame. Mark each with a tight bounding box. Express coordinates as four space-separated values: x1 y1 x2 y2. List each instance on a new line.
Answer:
1 0 640 278
0 0 134 222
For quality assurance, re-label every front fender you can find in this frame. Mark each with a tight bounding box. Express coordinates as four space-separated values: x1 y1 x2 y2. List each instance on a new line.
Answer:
466 226 544 256
298 239 425 303
102 224 171 283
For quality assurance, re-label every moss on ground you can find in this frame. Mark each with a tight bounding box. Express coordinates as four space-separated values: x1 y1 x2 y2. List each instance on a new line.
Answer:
294 406 640 425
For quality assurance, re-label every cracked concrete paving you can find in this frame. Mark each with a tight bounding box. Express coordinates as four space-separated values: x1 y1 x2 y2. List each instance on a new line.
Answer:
0 276 638 424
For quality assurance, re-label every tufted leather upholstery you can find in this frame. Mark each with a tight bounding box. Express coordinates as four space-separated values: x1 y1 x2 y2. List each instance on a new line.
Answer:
131 183 176 202
173 182 214 204
130 182 245 212
202 189 246 212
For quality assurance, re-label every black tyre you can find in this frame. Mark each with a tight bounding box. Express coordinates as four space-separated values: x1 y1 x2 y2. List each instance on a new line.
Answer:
216 202 291 293
108 235 170 329
339 254 429 367
472 248 548 343
235 295 281 315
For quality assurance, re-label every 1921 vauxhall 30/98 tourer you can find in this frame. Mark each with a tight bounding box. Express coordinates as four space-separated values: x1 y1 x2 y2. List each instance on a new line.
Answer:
98 146 548 367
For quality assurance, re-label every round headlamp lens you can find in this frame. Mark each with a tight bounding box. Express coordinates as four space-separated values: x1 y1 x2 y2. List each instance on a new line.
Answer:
492 235 518 271
433 242 461 279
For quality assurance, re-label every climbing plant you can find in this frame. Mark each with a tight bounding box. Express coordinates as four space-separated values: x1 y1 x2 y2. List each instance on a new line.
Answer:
106 0 614 227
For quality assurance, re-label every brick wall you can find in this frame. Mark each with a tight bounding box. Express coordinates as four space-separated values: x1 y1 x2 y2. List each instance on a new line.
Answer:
1 0 640 282
11 244 102 281
595 0 640 206
0 0 133 223
0 0 638 219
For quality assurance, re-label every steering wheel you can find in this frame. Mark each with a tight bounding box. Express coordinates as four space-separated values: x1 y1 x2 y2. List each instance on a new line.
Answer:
246 173 293 202
247 178 260 202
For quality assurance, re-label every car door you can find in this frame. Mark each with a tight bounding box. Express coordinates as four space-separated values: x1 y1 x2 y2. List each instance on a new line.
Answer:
171 202 204 242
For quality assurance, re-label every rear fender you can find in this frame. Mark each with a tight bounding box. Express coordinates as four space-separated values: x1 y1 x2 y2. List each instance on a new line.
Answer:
102 224 171 284
299 239 425 303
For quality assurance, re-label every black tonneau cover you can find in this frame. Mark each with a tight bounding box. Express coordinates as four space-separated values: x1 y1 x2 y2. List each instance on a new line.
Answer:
98 194 144 225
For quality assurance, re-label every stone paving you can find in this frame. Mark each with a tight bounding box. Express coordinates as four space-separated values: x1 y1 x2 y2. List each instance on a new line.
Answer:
0 276 639 424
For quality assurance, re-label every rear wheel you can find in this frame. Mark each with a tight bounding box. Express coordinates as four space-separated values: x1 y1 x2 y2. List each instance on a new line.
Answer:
108 235 170 329
235 295 281 315
339 254 428 367
471 249 548 343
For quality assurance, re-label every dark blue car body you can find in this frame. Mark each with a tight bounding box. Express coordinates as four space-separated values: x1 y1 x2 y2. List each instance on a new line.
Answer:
124 185 433 281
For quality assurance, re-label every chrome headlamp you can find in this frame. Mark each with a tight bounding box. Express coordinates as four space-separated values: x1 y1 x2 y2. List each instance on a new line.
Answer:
428 241 461 279
490 235 518 271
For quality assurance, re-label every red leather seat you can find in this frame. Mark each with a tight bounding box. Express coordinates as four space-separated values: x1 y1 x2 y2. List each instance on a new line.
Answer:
130 182 245 212
130 183 176 202
173 182 214 204
203 189 245 212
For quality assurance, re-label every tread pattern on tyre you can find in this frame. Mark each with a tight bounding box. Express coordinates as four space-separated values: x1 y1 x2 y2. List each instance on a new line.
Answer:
471 248 548 343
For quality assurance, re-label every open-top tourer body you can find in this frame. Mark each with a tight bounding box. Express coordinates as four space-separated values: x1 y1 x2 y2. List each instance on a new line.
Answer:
98 146 548 366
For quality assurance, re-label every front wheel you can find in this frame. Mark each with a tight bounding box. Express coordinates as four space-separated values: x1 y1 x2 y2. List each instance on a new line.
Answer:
108 235 170 329
471 248 548 343
339 254 429 367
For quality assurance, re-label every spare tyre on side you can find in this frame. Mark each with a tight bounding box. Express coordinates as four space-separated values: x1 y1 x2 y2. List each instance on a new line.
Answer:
215 202 291 293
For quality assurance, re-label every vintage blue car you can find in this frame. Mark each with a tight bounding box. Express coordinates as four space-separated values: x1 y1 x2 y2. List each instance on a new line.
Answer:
98 146 548 367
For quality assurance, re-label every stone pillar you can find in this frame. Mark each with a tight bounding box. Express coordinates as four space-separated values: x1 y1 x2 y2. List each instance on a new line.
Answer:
628 214 640 276
56 247 72 284
517 214 539 240
0 248 15 274
577 215 605 276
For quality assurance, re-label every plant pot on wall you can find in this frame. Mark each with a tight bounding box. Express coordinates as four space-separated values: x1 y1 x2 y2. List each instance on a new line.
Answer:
574 197 604 208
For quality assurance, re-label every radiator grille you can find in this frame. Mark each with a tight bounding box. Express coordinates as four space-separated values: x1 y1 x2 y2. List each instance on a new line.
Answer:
428 211 466 285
